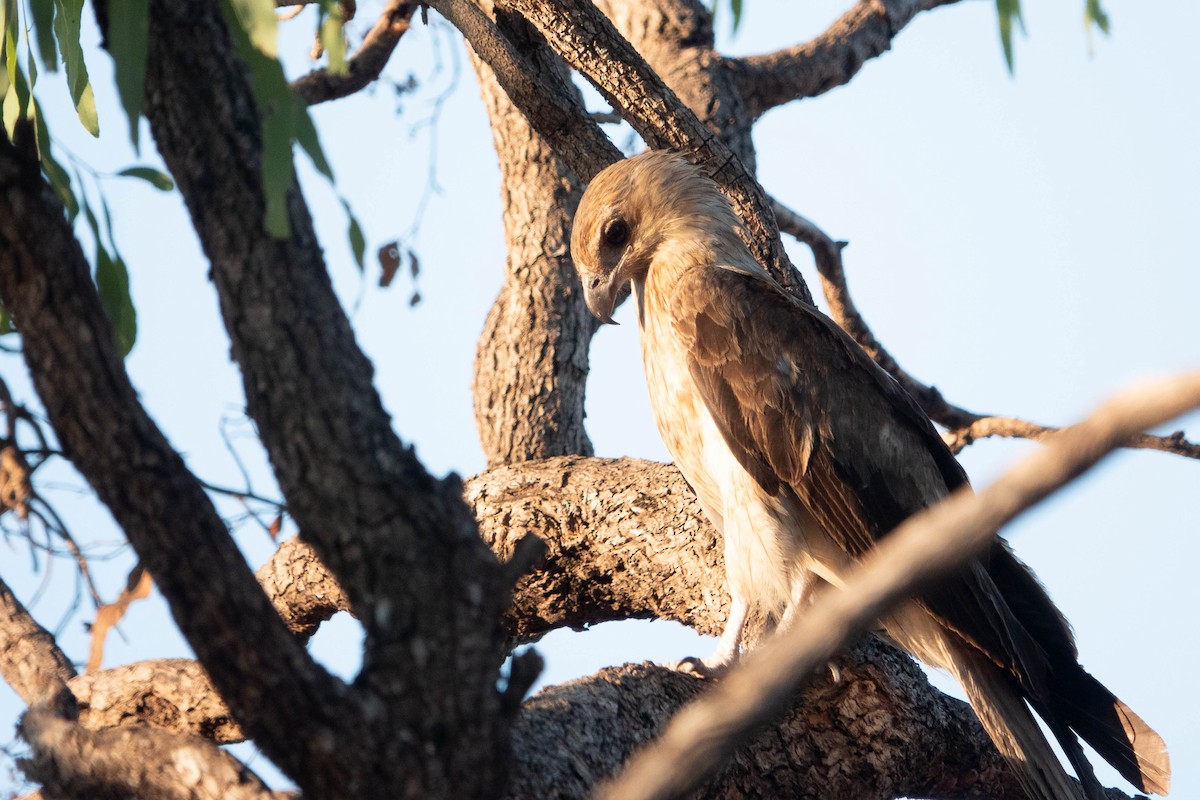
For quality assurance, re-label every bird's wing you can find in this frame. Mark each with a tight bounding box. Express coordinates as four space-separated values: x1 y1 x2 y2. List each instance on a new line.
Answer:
668 265 1055 693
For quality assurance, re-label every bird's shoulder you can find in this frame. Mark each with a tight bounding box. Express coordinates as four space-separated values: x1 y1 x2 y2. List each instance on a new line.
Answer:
666 263 969 508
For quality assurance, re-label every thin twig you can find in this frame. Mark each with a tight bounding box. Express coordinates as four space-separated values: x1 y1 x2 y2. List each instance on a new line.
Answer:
771 198 1200 460
599 372 1200 800
291 0 419 105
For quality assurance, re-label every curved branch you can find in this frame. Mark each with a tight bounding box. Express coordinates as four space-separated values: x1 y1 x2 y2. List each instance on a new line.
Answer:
465 456 731 644
729 0 963 119
602 372 1200 800
291 0 418 105
772 199 1200 460
498 0 810 302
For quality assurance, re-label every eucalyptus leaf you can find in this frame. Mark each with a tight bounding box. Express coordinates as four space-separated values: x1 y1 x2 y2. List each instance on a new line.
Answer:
108 0 149 149
95 247 137 356
30 0 57 70
34 102 78 220
318 2 348 76
53 0 98 135
225 0 278 58
343 199 365 272
117 165 175 191
995 0 1023 74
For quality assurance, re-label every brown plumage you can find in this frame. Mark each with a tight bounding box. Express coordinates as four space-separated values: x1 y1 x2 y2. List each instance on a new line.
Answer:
570 150 1170 800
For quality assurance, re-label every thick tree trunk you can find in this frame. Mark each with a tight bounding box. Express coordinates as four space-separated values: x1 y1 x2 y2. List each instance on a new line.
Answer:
469 12 597 467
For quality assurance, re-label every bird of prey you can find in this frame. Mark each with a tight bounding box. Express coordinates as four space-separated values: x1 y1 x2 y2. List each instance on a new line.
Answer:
570 150 1169 800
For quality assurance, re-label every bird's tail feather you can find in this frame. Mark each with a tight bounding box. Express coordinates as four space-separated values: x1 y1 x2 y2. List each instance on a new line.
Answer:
948 647 1086 800
1042 664 1171 796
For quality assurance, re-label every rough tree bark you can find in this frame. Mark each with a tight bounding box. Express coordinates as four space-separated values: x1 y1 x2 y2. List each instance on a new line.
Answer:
0 0 1182 797
469 5 598 467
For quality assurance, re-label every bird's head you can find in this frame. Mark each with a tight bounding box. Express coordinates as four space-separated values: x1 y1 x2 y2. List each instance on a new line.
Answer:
571 150 741 324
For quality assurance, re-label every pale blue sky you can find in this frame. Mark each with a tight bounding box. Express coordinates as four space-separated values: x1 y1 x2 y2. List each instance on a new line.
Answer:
2 0 1197 795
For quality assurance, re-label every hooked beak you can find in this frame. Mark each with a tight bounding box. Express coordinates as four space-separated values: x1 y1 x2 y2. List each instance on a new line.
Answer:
583 271 621 325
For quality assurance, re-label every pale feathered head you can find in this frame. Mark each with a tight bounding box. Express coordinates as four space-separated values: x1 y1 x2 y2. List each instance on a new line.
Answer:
571 150 742 324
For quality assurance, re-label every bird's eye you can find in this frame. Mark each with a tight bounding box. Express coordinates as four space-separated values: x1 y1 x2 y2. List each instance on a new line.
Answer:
601 218 629 248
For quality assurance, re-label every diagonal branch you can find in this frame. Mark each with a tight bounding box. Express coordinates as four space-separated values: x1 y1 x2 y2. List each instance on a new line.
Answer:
291 0 419 105
93 0 514 792
0 576 77 712
0 133 353 793
729 0 963 119
425 0 622 180
601 372 1200 800
772 199 1200 459
498 0 810 302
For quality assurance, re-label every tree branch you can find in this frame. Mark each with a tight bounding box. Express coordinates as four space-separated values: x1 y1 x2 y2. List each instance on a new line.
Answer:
730 0 963 119
0 576 77 712
291 0 418 105
772 199 1200 459
103 0 514 793
425 0 622 180
69 659 243 745
601 372 1200 800
498 0 810 302
19 707 290 800
510 642 1028 800
0 133 352 794
255 536 351 641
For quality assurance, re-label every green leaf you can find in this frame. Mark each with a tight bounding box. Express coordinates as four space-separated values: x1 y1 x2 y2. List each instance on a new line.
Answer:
294 102 333 180
729 0 743 33
342 199 365 271
117 165 174 191
995 0 1023 74
53 0 98 135
95 248 137 356
30 0 57 71
0 302 13 335
1085 0 1110 34
222 0 295 236
33 101 78 219
3 37 32 140
107 0 149 149
81 192 101 242
318 2 348 76
225 0 277 58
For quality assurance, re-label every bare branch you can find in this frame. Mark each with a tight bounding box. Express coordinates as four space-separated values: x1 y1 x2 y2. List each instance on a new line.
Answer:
601 372 1200 800
498 0 810 302
255 536 351 641
86 564 152 673
0 133 351 794
943 415 1200 459
465 456 731 644
291 0 418 105
426 0 623 180
772 199 1200 460
20 707 290 800
106 0 516 790
0 577 77 712
730 0 963 119
70 659 243 744
511 643 1029 800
